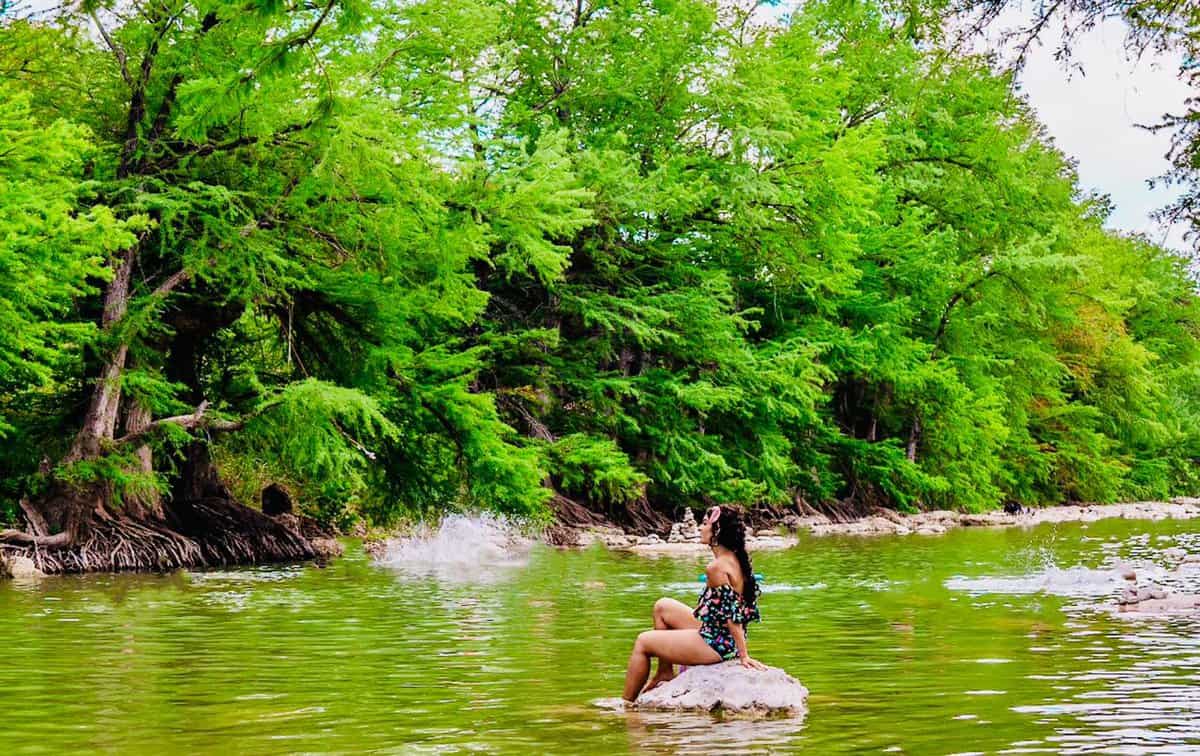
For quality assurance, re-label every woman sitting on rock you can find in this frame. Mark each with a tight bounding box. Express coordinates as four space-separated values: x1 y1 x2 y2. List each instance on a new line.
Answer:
622 505 766 701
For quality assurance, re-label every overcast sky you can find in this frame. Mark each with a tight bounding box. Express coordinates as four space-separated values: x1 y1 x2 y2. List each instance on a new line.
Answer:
1007 16 1193 253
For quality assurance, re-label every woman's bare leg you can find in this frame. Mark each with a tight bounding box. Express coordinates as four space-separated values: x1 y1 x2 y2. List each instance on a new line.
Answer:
623 630 721 702
653 597 700 630
644 598 702 692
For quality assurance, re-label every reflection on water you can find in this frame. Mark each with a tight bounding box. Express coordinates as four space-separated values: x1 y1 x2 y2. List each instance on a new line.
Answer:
5 517 1200 752
592 696 807 754
945 564 1134 598
617 709 808 754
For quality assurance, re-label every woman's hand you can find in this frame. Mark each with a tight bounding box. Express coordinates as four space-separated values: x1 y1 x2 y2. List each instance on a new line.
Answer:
739 654 767 671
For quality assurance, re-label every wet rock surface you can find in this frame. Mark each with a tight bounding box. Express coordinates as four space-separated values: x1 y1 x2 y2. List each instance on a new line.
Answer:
1120 594 1200 613
1112 543 1200 615
600 661 808 715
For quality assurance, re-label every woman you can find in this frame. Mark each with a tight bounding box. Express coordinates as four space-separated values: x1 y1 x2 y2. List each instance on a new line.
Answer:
622 505 766 702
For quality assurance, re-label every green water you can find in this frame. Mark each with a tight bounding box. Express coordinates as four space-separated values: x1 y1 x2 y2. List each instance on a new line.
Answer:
5 516 1200 754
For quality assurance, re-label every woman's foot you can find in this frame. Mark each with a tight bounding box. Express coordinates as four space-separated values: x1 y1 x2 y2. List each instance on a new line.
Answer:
641 671 675 694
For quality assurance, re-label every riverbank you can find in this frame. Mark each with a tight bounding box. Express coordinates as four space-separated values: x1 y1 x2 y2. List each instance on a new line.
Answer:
551 497 1200 554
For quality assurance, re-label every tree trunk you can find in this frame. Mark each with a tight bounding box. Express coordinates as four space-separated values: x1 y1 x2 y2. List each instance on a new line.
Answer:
66 248 136 464
906 415 921 462
122 398 164 520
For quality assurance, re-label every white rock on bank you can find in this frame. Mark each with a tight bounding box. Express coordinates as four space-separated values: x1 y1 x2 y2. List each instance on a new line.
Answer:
2 554 45 579
558 498 1200 551
811 515 904 537
630 660 808 715
564 526 634 549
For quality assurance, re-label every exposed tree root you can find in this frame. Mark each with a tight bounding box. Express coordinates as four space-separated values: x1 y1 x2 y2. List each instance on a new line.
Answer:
741 501 802 531
167 496 315 566
0 529 72 548
549 491 673 537
618 495 673 535
549 492 609 528
809 498 869 524
0 495 317 575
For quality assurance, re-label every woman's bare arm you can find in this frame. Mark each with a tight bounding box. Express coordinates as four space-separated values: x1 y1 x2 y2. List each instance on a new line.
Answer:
727 620 767 670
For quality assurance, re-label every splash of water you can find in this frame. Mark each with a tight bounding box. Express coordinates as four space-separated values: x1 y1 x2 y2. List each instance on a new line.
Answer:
373 512 531 577
945 565 1127 598
945 562 1180 599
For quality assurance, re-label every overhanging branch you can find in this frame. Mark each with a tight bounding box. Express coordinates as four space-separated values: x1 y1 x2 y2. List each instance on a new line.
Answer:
114 401 244 448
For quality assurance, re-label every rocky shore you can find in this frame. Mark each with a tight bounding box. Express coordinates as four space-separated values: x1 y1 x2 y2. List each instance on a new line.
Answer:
1112 546 1200 615
549 497 1200 554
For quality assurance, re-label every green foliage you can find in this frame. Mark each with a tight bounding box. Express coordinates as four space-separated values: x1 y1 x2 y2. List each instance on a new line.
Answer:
548 434 649 505
0 83 141 434
57 451 166 507
2 0 1200 531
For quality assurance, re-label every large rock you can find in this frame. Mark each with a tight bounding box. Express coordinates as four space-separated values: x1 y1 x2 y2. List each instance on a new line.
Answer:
272 512 344 561
631 661 808 715
1119 584 1167 605
558 525 634 549
1 554 45 579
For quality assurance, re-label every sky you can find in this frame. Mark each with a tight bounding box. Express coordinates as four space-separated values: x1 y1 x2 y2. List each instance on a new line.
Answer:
999 15 1194 253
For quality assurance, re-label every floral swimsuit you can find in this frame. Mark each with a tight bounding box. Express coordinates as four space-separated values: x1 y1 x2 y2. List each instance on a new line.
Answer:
693 583 761 660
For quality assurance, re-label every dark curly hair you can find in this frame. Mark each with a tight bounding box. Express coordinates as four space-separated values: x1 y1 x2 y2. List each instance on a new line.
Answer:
710 506 758 608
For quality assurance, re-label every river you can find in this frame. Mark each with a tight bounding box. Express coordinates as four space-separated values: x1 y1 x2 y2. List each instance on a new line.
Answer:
4 514 1200 753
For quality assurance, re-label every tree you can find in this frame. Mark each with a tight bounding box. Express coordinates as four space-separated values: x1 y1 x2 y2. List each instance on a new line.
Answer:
0 0 589 571
3 0 1200 574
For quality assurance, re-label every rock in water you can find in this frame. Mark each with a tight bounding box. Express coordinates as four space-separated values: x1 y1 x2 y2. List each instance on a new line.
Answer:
632 661 808 715
2 554 45 579
1119 593 1200 613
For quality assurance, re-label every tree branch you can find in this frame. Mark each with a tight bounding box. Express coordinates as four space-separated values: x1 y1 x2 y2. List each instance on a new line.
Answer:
147 13 221 147
152 268 191 298
932 269 1001 347
293 0 337 49
90 11 132 87
113 401 244 447
151 121 313 171
18 498 50 537
881 155 977 173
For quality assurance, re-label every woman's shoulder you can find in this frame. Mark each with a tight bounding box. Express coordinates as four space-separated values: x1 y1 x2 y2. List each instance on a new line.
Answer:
704 556 741 588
